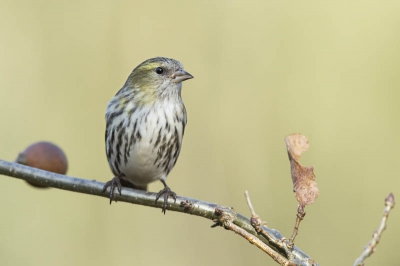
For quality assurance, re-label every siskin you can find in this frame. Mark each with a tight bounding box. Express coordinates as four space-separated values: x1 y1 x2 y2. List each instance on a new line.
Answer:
103 57 193 214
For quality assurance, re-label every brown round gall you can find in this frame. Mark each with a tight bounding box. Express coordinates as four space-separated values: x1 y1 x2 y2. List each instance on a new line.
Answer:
16 141 68 188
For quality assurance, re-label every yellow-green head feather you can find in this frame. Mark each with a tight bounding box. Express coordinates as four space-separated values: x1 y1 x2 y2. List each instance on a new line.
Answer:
112 57 192 106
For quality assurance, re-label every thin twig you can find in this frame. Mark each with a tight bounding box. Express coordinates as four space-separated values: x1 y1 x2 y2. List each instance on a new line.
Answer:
244 191 317 265
289 205 306 248
245 190 257 217
216 210 295 266
0 159 317 266
353 193 395 266
245 191 292 261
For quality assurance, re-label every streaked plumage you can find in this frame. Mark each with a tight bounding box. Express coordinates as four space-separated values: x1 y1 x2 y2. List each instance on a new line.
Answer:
103 57 193 213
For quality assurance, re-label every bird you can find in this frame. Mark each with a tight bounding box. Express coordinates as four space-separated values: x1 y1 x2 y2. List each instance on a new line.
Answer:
102 57 193 214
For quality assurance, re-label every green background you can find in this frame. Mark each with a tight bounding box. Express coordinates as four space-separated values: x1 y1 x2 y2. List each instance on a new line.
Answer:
1 1 399 265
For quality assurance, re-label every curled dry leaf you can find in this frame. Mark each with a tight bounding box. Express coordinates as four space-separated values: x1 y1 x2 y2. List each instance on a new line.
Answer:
285 134 318 207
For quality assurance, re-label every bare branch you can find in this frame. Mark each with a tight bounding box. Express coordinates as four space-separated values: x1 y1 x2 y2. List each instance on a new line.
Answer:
215 208 296 266
244 191 318 266
354 193 395 266
0 159 317 265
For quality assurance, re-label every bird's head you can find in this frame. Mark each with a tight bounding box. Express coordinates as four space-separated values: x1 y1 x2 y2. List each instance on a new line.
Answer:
123 57 193 103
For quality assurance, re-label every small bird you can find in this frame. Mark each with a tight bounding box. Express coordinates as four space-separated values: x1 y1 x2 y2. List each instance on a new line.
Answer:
103 57 193 214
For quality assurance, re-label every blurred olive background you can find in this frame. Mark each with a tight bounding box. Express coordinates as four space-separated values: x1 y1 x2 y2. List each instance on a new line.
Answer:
1 1 399 265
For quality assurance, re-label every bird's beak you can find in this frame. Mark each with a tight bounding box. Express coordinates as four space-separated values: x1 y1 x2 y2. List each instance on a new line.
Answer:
171 69 194 83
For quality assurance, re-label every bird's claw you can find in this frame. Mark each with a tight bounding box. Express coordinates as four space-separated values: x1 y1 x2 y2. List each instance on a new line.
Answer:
155 186 177 214
102 175 122 204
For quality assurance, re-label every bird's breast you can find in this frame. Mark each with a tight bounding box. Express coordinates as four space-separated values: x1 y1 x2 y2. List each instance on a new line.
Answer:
117 101 186 186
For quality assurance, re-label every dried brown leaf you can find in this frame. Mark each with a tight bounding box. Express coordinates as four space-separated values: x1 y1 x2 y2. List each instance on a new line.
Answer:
285 134 319 207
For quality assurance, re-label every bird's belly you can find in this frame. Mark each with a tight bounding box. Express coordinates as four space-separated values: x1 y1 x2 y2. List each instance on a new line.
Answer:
107 100 186 187
120 141 163 186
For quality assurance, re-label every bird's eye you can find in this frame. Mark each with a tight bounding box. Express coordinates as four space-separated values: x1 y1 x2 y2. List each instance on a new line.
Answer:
155 67 164 74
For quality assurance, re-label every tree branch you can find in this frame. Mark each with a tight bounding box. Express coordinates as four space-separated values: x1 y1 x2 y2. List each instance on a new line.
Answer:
353 193 395 266
0 159 317 266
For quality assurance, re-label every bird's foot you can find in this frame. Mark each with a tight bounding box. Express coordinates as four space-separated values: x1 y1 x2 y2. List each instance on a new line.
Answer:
155 182 177 214
102 174 123 204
